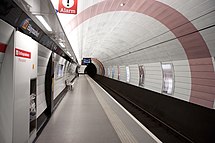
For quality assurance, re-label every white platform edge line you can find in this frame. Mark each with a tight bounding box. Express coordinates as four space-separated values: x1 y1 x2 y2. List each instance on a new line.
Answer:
89 76 162 143
87 76 138 143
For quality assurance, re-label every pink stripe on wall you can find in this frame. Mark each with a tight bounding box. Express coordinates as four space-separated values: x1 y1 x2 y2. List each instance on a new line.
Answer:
0 43 7 53
189 58 215 108
190 96 214 109
67 0 214 108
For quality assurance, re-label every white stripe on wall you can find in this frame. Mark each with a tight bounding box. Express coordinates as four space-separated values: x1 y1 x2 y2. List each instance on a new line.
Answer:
144 63 162 93
119 66 126 83
172 60 191 101
104 66 108 77
129 65 139 86
113 66 118 80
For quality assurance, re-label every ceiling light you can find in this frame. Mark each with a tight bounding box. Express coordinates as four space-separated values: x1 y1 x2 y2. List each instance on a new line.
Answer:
67 51 71 56
35 15 52 32
59 38 64 42
120 3 125 7
59 42 65 48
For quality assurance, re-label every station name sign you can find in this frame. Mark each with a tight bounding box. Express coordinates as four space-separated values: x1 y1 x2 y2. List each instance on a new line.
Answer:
58 0 78 14
15 48 31 59
20 18 40 38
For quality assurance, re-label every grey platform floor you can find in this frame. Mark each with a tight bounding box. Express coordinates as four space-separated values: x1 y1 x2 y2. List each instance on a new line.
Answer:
36 75 160 143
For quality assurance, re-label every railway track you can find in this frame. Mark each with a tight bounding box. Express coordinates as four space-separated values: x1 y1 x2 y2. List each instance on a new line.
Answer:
95 79 193 143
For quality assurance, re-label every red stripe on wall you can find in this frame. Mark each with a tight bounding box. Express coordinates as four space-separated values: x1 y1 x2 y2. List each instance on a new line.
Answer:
0 43 7 53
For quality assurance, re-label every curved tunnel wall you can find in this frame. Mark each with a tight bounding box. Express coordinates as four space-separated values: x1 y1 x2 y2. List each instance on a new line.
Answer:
68 0 215 109
104 60 215 109
91 58 105 75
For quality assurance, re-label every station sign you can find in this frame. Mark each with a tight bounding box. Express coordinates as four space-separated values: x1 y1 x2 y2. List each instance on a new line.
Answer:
58 0 78 14
17 13 42 41
15 48 31 59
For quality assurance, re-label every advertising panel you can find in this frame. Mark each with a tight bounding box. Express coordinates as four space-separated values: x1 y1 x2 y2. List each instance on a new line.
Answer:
139 65 144 86
161 63 174 95
17 13 42 41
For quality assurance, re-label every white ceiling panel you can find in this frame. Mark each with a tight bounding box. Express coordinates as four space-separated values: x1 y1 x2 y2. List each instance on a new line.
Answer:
68 11 186 65
157 0 215 27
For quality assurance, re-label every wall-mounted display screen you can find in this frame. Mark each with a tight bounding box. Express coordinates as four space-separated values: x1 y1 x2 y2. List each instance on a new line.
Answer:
82 58 91 65
112 67 115 78
139 65 144 86
162 63 174 95
118 66 120 80
126 66 130 83
57 64 64 78
108 68 111 78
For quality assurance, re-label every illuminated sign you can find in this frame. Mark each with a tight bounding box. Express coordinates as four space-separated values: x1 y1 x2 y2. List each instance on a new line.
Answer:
58 0 78 14
20 18 40 38
82 58 91 65
15 48 31 59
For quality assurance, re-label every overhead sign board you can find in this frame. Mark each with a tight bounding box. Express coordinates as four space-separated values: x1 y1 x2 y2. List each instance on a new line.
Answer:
17 13 42 41
58 0 78 14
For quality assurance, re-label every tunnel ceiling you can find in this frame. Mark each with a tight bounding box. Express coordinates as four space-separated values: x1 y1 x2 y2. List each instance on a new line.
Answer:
50 0 215 65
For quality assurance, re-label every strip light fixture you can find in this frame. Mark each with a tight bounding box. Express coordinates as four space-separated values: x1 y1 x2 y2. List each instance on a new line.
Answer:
35 15 52 32
67 51 72 56
59 42 65 48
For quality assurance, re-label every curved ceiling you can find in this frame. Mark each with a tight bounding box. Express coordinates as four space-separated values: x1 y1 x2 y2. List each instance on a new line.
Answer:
68 12 186 65
51 0 215 65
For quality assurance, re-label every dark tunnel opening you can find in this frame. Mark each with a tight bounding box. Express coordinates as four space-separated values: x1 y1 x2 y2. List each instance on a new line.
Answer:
84 63 97 77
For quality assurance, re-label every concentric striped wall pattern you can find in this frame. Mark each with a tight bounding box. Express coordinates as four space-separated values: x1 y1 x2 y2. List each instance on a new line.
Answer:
128 65 139 86
104 59 215 109
68 0 215 109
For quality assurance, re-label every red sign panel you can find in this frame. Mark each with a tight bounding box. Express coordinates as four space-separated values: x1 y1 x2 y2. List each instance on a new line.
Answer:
58 0 78 14
0 43 7 53
15 48 31 59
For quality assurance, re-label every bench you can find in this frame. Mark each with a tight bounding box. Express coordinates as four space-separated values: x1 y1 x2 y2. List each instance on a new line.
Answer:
65 78 75 90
